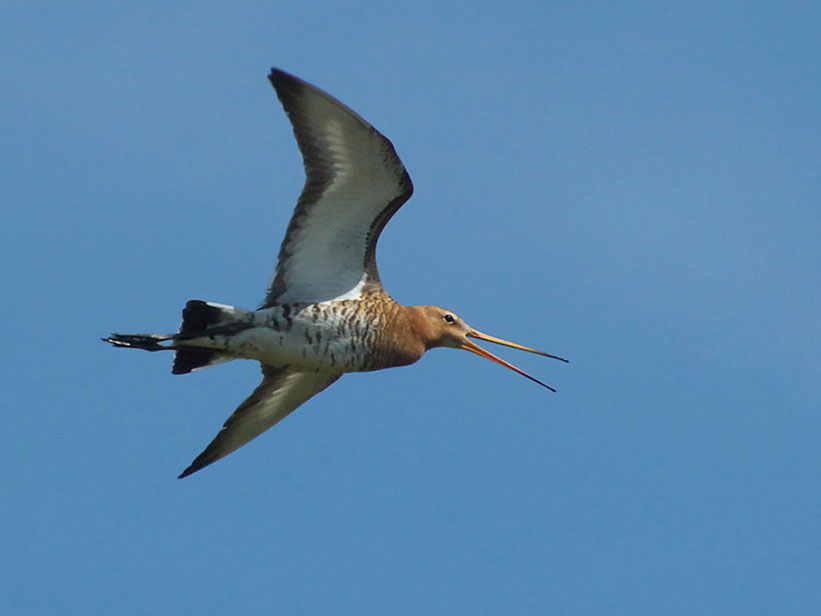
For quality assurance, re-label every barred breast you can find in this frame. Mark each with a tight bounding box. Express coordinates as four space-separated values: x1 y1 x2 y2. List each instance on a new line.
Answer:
211 296 413 372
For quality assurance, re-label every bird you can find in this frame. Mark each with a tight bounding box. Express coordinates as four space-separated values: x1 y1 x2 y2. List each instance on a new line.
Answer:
104 68 567 478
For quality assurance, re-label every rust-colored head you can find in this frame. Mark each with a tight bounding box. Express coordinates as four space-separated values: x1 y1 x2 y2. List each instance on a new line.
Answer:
410 306 568 391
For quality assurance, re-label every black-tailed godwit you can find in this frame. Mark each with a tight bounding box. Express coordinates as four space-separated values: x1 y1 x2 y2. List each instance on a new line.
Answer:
104 68 567 478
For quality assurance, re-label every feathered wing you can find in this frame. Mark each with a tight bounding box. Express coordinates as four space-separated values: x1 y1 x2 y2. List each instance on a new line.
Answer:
262 69 413 307
178 366 341 478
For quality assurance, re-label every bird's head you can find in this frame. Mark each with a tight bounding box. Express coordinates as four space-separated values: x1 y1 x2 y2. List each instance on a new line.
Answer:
411 305 568 391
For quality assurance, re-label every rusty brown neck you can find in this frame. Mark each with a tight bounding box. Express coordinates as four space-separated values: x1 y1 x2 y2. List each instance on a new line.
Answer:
369 303 431 370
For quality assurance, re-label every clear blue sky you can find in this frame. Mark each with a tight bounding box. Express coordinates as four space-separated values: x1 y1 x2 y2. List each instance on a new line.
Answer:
3 2 819 614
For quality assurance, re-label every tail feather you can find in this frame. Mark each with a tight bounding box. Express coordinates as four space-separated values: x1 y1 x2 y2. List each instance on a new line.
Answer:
174 300 250 373
103 333 172 351
105 299 249 374
172 348 231 375
179 300 230 334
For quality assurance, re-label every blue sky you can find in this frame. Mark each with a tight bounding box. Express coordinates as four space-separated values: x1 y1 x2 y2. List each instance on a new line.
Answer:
3 2 819 614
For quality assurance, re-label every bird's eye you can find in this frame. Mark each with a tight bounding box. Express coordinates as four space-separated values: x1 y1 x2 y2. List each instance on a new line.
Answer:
444 314 455 324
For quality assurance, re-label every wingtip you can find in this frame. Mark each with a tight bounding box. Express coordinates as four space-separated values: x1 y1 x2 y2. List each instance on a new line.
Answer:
178 464 198 479
178 450 216 479
268 67 292 87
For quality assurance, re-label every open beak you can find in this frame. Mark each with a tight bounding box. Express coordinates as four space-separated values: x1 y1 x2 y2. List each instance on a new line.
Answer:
461 329 568 392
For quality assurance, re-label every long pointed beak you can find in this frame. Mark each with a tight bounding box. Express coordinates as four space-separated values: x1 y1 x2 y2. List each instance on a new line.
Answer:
461 329 568 392
468 330 568 363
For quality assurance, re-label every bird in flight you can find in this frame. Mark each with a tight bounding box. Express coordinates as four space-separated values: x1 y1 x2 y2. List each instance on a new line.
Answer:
104 68 567 478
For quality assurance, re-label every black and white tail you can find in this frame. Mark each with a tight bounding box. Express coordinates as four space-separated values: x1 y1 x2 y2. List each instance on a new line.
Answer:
103 300 246 375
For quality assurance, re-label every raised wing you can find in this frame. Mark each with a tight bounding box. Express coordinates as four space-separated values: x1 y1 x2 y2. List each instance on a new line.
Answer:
261 69 413 307
178 365 341 478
